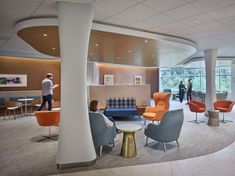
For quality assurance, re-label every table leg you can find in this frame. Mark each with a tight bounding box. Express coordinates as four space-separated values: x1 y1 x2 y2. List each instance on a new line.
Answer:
121 131 137 158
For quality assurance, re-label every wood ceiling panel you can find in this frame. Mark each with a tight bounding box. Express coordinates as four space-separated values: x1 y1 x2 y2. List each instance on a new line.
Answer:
17 26 194 67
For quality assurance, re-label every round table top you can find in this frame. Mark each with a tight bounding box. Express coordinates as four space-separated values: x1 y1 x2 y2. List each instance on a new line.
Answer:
117 123 142 132
17 98 34 101
207 109 219 113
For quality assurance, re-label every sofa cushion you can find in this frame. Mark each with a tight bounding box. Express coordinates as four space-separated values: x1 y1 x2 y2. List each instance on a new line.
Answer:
104 108 138 117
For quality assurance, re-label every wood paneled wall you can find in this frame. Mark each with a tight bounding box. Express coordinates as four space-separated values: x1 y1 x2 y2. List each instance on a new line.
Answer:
97 64 159 96
0 56 61 100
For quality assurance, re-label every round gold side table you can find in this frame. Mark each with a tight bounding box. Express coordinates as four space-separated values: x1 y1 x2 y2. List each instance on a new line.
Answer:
117 123 142 158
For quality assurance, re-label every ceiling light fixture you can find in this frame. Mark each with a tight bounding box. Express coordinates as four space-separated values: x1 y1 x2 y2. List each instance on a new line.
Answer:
43 33 48 37
145 40 148 43
52 48 55 50
95 43 99 47
117 57 120 60
194 19 199 23
128 50 131 53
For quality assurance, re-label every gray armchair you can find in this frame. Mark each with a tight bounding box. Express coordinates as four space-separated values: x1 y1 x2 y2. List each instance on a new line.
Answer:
144 109 184 152
89 112 116 156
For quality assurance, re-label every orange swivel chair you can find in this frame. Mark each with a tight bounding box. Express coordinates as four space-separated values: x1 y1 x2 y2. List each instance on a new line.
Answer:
34 111 60 140
214 100 235 123
143 92 171 124
188 100 206 124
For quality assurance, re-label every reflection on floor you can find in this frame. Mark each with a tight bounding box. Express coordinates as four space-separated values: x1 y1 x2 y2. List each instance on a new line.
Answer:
0 100 235 176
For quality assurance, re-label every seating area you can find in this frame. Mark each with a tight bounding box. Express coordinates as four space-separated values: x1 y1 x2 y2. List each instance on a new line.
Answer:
2 0 235 175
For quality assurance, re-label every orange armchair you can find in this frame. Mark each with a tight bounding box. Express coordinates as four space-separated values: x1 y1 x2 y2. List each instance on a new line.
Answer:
143 92 171 124
214 100 235 123
34 111 60 141
188 100 206 124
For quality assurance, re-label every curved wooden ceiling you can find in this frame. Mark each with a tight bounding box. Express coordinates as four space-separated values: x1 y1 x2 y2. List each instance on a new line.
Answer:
17 26 195 67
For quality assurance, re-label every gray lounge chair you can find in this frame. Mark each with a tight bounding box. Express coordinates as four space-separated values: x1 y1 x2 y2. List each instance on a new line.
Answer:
144 109 184 152
89 112 116 156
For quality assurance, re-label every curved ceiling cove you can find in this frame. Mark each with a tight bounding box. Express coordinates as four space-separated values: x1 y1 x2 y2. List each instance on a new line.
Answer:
16 18 197 67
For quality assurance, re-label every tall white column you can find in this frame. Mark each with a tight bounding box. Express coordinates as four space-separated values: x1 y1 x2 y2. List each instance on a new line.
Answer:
231 61 235 101
56 1 96 168
204 49 217 110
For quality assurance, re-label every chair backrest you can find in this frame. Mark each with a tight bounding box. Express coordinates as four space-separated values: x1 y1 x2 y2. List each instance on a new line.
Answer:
153 92 171 111
6 101 22 108
216 92 228 100
34 111 60 126
89 112 108 133
163 89 171 93
159 109 184 142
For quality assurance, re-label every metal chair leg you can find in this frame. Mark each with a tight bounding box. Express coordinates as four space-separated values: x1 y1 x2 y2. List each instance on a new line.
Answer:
163 142 166 152
14 109 16 120
176 139 180 147
99 146 103 156
4 109 7 120
113 139 115 147
188 112 205 124
145 137 148 145
221 113 233 123
144 119 146 125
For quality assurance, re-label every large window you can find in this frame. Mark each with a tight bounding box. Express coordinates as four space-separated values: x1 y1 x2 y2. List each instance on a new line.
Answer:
160 66 231 93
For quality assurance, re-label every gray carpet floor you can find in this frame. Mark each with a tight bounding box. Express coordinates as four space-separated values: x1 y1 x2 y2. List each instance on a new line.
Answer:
1 101 235 176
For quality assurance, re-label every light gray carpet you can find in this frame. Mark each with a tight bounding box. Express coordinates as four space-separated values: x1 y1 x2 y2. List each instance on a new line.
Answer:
1 101 235 176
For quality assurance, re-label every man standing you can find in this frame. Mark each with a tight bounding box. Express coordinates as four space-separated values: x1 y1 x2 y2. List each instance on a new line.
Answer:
179 81 186 103
38 73 59 111
186 79 192 103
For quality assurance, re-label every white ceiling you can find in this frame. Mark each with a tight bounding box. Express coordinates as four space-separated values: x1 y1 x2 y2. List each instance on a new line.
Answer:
1 0 235 62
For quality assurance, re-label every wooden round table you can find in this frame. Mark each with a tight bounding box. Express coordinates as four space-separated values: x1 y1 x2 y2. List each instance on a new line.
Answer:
117 123 142 158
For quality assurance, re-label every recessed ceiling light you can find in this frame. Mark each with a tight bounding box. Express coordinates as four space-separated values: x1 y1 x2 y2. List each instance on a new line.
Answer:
90 53 94 56
128 50 131 53
117 57 120 60
194 19 199 23
95 44 99 47
52 48 55 50
43 33 48 37
145 40 148 43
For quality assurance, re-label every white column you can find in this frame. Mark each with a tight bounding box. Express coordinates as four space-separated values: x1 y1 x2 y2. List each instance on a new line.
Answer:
231 61 235 101
204 49 217 110
56 1 96 168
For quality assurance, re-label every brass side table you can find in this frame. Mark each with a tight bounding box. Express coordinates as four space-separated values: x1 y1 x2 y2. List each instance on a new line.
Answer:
207 110 219 126
117 124 142 158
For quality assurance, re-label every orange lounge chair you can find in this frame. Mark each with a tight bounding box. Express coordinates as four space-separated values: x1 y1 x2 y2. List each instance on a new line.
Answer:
188 100 206 124
34 110 60 141
214 100 235 123
143 92 171 124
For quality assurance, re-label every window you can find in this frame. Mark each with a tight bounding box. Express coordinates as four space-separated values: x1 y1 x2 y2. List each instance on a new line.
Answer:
160 66 231 93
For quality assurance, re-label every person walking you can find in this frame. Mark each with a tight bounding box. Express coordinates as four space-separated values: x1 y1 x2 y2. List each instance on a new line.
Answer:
178 81 186 103
38 73 59 111
186 79 192 104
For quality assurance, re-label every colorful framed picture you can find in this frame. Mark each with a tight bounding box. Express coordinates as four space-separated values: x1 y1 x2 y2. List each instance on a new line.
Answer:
104 75 114 85
134 76 142 84
0 74 27 87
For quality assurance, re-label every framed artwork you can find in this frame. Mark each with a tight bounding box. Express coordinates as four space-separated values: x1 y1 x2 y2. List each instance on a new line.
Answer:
104 75 114 85
134 76 142 84
0 74 27 87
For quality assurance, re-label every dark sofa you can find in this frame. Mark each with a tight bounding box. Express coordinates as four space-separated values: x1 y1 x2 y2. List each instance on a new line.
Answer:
104 97 138 117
